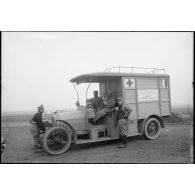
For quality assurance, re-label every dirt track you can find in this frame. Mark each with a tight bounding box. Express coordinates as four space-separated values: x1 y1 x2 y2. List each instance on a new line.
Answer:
1 122 193 163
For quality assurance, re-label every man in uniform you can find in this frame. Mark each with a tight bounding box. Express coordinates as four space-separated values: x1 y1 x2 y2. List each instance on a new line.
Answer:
29 104 46 152
103 91 115 113
115 98 132 148
94 91 115 122
91 90 103 112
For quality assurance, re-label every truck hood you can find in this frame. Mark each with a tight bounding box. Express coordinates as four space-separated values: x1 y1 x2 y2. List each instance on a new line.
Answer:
53 108 95 121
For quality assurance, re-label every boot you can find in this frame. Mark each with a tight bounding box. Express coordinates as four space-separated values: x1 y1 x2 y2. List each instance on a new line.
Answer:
118 144 127 148
118 135 127 148
33 145 43 153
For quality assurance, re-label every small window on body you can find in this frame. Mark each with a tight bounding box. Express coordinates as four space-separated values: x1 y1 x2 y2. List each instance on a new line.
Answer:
161 78 168 88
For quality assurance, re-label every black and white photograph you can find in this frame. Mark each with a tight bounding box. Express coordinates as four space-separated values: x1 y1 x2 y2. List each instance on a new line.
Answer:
1 1 195 195
1 31 193 164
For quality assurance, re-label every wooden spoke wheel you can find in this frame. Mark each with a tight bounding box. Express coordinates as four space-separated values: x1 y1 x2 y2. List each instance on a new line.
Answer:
43 126 71 155
144 118 161 140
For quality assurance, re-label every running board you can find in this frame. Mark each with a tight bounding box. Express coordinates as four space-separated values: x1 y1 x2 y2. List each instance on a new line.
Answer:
76 133 142 144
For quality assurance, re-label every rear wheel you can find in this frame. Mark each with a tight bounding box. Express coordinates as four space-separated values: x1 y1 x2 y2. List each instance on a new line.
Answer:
144 118 161 140
43 126 71 155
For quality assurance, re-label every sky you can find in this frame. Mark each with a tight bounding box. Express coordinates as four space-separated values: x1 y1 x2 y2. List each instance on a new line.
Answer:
1 32 193 112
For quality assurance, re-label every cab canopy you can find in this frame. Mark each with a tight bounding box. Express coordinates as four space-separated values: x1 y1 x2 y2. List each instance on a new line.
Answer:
70 72 169 84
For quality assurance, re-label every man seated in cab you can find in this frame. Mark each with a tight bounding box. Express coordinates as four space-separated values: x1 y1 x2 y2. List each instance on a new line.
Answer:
94 91 116 122
90 90 104 112
102 91 116 112
115 97 132 148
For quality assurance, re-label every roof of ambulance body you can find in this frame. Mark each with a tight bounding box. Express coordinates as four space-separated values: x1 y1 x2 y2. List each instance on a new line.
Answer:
70 72 169 84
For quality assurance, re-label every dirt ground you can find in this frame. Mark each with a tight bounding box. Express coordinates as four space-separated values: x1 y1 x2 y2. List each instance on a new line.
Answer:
1 122 193 163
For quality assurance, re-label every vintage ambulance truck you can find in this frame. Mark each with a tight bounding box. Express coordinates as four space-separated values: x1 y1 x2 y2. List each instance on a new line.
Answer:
42 67 171 155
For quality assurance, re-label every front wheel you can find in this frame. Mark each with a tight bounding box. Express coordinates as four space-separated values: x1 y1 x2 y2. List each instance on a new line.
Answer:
144 118 161 140
43 126 71 155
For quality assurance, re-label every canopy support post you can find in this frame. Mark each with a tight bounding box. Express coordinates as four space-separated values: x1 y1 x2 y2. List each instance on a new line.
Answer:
73 83 80 103
86 76 91 101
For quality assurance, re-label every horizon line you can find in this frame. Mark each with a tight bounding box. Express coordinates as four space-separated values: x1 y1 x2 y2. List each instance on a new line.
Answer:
1 104 193 113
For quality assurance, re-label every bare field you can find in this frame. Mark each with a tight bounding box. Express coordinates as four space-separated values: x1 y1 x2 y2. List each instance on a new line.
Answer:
1 120 193 163
1 114 51 139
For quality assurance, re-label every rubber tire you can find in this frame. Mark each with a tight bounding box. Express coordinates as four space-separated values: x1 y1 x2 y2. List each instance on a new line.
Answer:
144 118 161 140
43 126 71 155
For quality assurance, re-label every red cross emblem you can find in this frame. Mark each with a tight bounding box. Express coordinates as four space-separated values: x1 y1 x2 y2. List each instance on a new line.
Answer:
126 79 133 87
124 78 135 88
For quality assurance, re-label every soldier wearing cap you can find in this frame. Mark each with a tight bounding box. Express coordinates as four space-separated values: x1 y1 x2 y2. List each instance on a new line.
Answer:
115 97 132 148
93 91 115 122
103 91 115 111
29 104 46 152
91 90 103 112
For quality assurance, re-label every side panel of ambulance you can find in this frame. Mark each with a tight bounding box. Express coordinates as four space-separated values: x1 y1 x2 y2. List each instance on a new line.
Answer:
122 74 171 139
